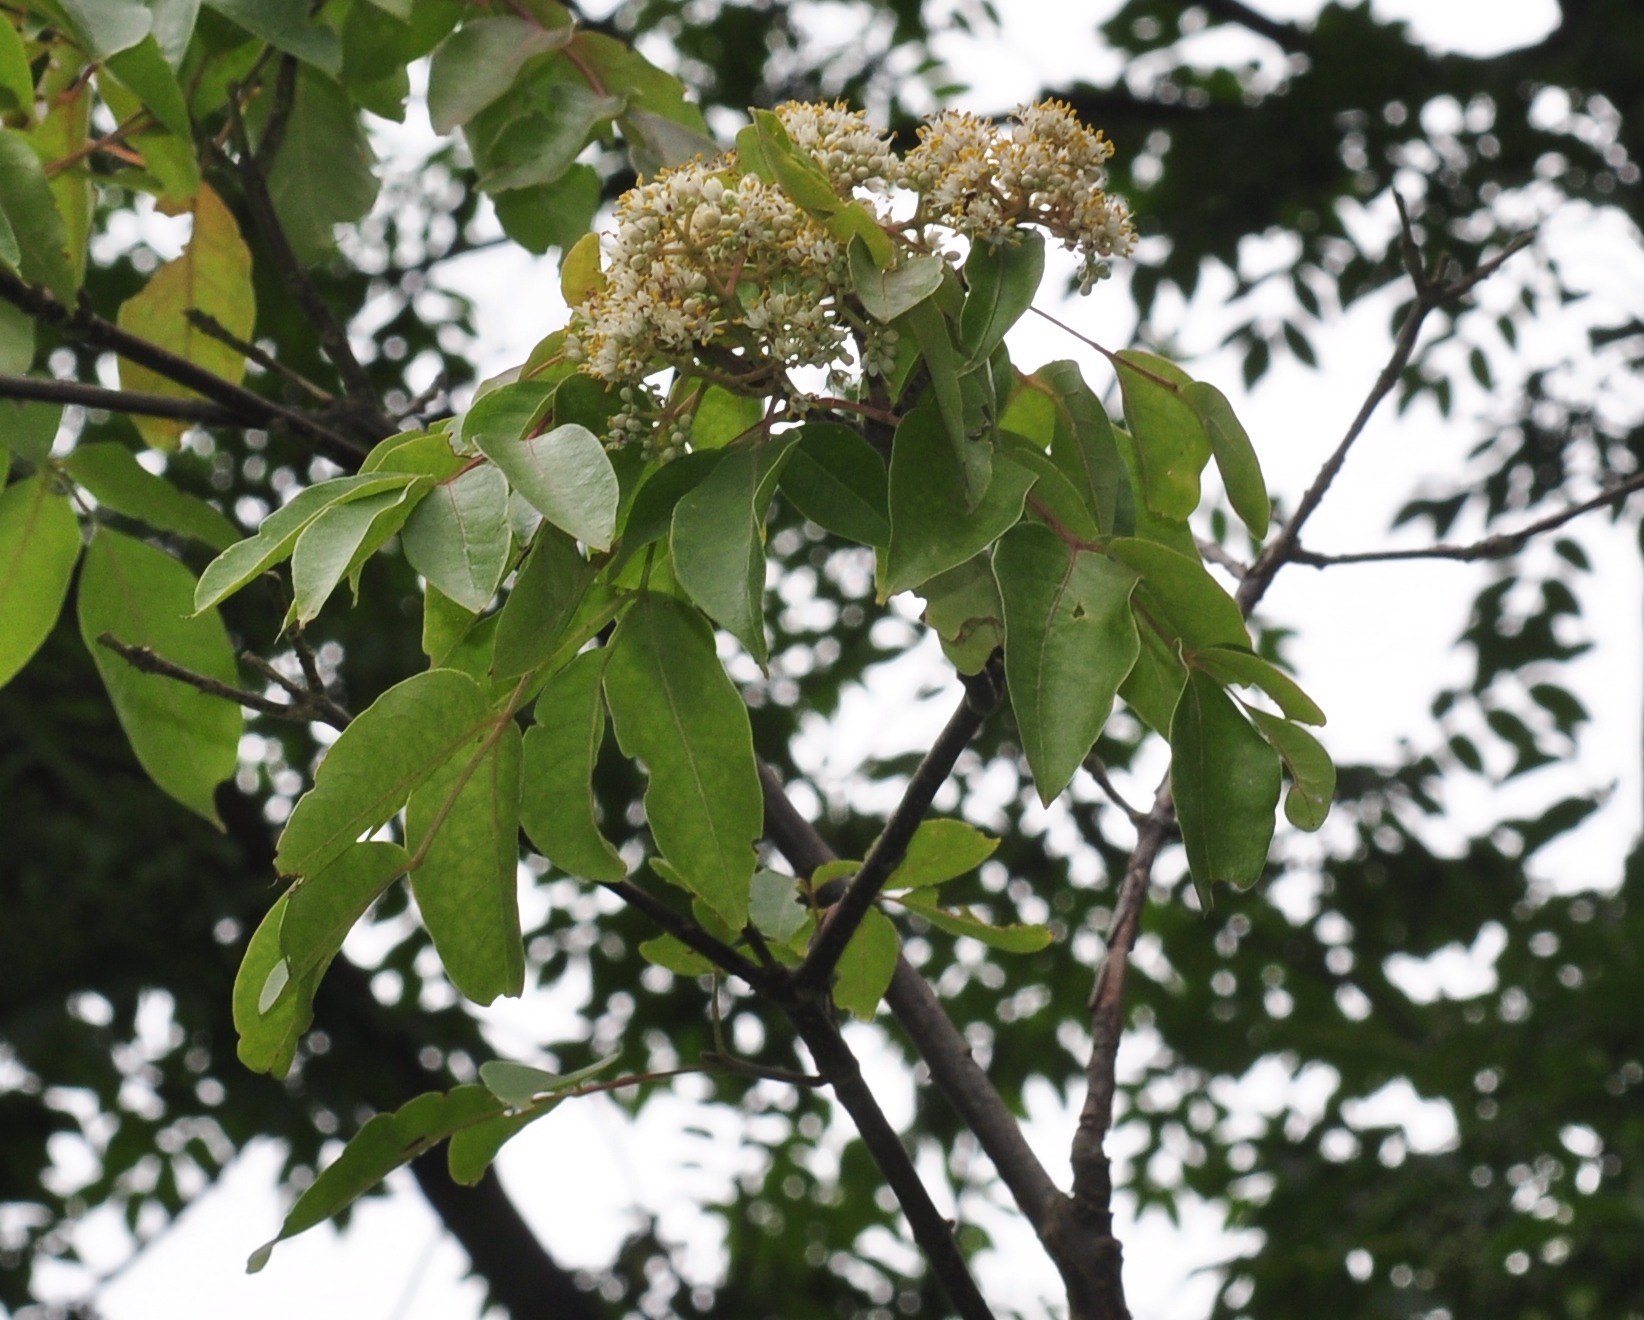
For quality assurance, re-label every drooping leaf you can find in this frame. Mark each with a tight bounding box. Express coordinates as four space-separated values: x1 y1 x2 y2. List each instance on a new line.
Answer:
407 719 525 1005
64 443 238 549
904 298 969 475
1182 380 1269 538
266 67 379 265
115 183 253 450
884 819 999 891
1038 360 1127 535
919 554 1003 675
690 386 764 450
1247 707 1336 831
0 128 77 301
1115 350 1211 520
1170 669 1281 904
671 434 797 665
290 484 424 624
995 524 1141 803
401 464 511 613
1105 538 1249 649
247 1086 505 1272
959 230 1044 368
476 421 619 551
1190 645 1325 725
203 0 342 76
778 422 890 547
275 668 493 878
492 525 595 678
602 595 761 931
427 13 573 133
278 841 408 987
832 907 899 1021
0 474 81 690
895 890 1053 953
447 1098 560 1186
520 648 625 882
567 29 710 142
620 107 718 175
193 474 418 611
883 404 1036 597
77 529 240 824
0 396 61 465
850 240 946 323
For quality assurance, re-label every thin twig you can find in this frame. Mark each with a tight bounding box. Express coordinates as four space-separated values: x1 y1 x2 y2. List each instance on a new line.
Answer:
598 879 770 989
0 267 365 464
185 311 334 402
1195 536 1248 579
1080 755 1149 828
796 659 1004 991
96 634 349 727
238 652 353 729
0 372 241 425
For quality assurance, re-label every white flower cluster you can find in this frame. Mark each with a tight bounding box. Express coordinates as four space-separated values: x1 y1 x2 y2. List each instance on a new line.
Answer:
563 99 1133 452
906 100 1135 291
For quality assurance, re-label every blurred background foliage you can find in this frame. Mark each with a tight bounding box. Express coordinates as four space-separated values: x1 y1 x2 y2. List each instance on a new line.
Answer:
2 1 1642 1317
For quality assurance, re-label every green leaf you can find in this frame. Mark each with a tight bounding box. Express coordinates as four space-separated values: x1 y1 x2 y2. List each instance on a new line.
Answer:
1037 361 1127 535
0 299 33 373
492 164 601 255
458 377 555 454
248 1086 505 1272
1247 707 1335 831
478 81 624 193
639 934 715 976
995 524 1141 803
233 892 314 1078
78 529 240 824
520 648 625 882
883 404 1036 597
602 595 761 931
278 841 408 986
0 473 80 690
479 1054 619 1107
849 240 945 323
492 525 595 678
116 183 253 449
1190 645 1325 725
566 29 709 137
690 386 764 450
884 819 999 891
401 464 511 613
749 868 809 943
105 35 192 137
904 299 968 474
1115 350 1211 520
476 421 619 551
0 128 76 301
1119 617 1186 737
194 474 417 611
620 108 718 175
267 67 378 265
751 108 842 214
1182 380 1269 538
275 668 493 878
290 484 422 624
407 720 525 1005
427 14 572 133
919 554 1002 675
670 434 796 665
447 1098 560 1186
203 0 342 75
896 889 1052 952
361 428 467 480
613 449 721 569
832 907 898 1021
778 421 890 547
1105 538 1249 649
999 434 1099 544
1169 669 1281 904
824 200 894 268
0 210 19 278
64 443 238 549
0 396 62 465
0 19 33 113
38 0 152 57
1111 424 1193 557
959 230 1044 368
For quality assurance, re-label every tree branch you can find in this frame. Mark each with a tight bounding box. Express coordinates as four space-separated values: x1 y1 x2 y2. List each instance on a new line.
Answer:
96 634 353 728
220 74 389 433
796 659 1003 990
1196 0 1310 52
185 310 334 403
0 373 242 425
597 879 771 989
0 267 365 465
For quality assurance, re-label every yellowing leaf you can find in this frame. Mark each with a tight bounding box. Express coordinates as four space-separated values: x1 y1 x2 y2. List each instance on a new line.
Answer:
116 183 254 449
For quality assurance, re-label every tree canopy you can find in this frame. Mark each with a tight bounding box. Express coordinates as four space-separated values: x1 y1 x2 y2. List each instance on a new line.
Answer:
2 2 1641 1319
